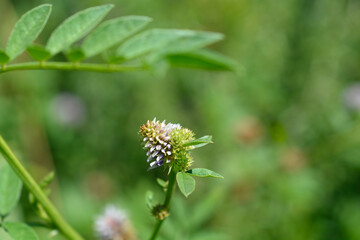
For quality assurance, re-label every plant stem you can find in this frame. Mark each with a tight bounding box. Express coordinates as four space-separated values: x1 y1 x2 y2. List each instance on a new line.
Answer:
150 170 177 240
0 136 83 240
0 62 146 74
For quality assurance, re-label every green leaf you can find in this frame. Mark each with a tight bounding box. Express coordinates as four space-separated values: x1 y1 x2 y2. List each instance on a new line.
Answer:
26 45 51 61
156 178 167 188
66 48 85 62
82 16 152 58
116 29 223 60
183 135 213 149
145 190 154 209
167 49 237 71
0 228 13 240
3 222 39 240
186 168 224 178
158 31 224 55
39 171 55 189
176 172 195 198
0 161 22 216
6 4 52 60
46 4 113 55
0 50 10 64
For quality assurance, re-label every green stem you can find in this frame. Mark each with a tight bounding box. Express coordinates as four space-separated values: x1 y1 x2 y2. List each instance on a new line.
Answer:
0 136 83 240
150 170 177 240
0 62 146 74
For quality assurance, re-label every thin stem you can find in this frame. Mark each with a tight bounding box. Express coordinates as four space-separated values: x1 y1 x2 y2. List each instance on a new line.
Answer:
150 170 177 240
0 62 146 74
0 136 83 240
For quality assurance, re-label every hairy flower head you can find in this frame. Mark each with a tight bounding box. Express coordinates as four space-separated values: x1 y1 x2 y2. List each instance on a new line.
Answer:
139 118 194 171
94 205 136 240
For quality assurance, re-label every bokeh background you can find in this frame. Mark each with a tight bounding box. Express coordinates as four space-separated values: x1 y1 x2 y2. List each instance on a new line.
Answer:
1 0 360 239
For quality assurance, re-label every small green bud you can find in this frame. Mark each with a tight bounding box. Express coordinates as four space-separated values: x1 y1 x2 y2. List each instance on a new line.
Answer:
151 204 169 220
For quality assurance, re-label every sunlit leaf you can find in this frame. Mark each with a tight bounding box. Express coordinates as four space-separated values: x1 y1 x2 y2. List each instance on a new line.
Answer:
183 135 213 149
158 31 224 55
186 168 224 178
0 161 22 216
3 222 39 240
167 49 237 71
6 4 52 61
82 16 152 58
46 4 113 55
116 29 223 60
176 172 195 198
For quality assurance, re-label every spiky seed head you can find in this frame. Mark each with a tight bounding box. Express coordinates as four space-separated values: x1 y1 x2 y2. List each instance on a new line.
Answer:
139 118 194 171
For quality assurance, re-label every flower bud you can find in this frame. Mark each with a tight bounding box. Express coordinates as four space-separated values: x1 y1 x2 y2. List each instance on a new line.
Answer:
139 118 194 171
94 205 136 240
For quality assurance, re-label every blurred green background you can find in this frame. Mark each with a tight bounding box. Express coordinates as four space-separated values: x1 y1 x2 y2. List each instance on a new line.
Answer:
1 0 360 239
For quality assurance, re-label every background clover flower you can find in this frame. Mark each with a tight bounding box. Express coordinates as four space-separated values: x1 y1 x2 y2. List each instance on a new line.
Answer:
139 118 194 171
94 205 136 240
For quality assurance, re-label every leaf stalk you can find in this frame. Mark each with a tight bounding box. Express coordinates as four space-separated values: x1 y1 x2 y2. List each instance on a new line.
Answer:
149 169 177 240
0 136 84 240
0 62 145 74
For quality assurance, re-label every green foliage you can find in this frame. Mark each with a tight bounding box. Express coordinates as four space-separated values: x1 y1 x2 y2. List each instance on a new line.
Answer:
176 172 195 198
116 29 223 60
7 1 360 240
145 190 154 209
166 49 237 71
82 16 152 58
6 4 51 61
38 171 55 190
156 178 167 188
46 5 114 55
26 45 51 61
0 228 13 240
0 50 10 64
186 168 223 178
66 49 85 62
3 222 39 240
183 135 213 149
0 161 22 216
0 4 233 75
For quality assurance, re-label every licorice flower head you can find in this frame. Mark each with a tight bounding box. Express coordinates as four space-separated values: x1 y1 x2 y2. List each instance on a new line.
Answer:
139 118 194 171
94 205 136 240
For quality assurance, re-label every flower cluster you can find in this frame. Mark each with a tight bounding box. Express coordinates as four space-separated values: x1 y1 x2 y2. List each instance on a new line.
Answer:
139 118 194 171
94 205 136 240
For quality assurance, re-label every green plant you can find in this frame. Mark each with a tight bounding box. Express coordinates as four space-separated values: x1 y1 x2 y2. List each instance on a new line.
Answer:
0 4 236 75
139 119 223 240
0 3 230 240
